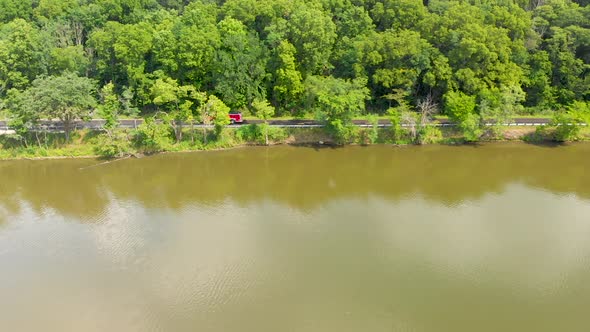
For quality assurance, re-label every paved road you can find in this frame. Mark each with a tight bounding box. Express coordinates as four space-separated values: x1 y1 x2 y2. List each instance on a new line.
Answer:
0 118 553 134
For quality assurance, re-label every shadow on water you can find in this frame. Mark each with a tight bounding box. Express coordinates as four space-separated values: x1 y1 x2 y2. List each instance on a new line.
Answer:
1 143 590 220
522 140 567 148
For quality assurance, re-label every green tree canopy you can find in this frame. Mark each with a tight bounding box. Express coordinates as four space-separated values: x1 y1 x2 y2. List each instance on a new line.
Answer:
17 72 97 141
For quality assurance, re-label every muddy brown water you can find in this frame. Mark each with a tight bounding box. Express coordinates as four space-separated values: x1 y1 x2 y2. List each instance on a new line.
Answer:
1 144 590 332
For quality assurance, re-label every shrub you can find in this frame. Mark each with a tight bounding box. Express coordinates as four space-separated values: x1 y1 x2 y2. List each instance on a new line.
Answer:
94 131 133 158
548 104 589 141
366 114 379 144
460 113 483 142
327 119 358 144
236 124 287 144
418 125 443 144
132 117 172 153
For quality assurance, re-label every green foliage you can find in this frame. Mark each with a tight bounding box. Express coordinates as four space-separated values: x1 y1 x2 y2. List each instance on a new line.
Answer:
418 125 443 145
252 98 275 145
94 130 132 158
98 82 120 132
387 107 405 143
132 116 172 153
4 88 40 147
288 3 337 75
445 90 483 141
150 75 203 142
444 91 477 122
358 30 451 106
213 17 268 110
460 113 483 142
0 0 33 23
364 114 379 144
0 19 46 92
480 85 525 137
272 40 304 114
236 123 287 145
252 98 275 121
7 72 96 142
306 75 369 143
203 95 230 138
548 101 590 141
50 46 89 76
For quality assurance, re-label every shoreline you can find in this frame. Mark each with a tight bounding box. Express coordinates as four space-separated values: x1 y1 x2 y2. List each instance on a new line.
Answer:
1 125 588 161
2 139 586 162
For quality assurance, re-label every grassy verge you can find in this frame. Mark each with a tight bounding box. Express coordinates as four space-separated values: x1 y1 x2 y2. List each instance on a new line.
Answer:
1 124 589 160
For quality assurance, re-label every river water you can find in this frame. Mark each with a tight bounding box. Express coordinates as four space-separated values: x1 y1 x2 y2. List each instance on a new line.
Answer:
1 144 590 331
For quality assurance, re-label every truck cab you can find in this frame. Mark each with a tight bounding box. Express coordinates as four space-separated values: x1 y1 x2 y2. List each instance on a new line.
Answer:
229 112 244 124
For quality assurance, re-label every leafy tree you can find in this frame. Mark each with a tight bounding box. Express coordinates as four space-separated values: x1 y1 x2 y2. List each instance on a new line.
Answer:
271 40 304 114
98 82 121 135
94 81 132 158
88 21 154 105
153 3 220 86
387 107 405 143
19 73 97 142
364 114 379 144
306 76 369 143
328 2 374 78
213 18 268 110
0 19 47 95
151 75 205 143
288 3 337 76
460 113 483 142
480 85 525 137
357 30 451 107
34 0 79 21
50 45 89 76
444 90 477 123
444 90 482 142
370 0 427 31
0 0 33 23
5 88 44 147
545 27 589 105
202 95 230 139
133 115 171 153
523 50 555 110
549 101 590 141
424 2 528 97
252 98 275 145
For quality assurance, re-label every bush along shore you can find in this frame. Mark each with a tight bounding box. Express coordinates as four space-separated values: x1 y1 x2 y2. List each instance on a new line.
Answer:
1 115 589 160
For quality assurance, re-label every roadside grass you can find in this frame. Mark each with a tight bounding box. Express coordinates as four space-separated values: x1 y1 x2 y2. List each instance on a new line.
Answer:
1 125 589 160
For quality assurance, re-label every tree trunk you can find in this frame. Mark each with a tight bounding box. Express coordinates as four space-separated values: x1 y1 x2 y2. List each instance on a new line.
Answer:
35 131 41 148
64 120 71 143
175 119 183 143
190 119 195 145
265 121 269 146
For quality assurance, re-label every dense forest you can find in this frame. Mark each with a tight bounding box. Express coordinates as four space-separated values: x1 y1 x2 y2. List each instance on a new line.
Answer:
0 0 589 150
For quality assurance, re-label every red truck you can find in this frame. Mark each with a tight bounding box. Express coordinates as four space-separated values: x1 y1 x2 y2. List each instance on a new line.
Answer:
228 112 244 124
